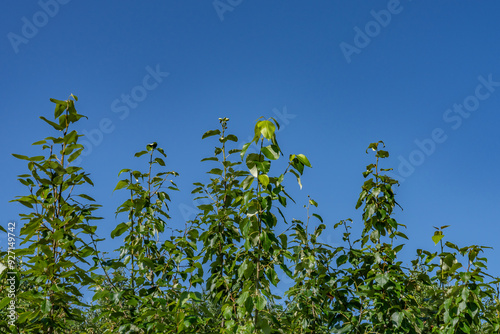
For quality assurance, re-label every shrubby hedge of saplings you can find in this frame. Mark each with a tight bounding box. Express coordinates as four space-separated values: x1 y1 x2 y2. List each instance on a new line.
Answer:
1 95 499 333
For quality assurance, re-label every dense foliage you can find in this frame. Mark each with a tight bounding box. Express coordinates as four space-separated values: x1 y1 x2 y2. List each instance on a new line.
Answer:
1 96 499 333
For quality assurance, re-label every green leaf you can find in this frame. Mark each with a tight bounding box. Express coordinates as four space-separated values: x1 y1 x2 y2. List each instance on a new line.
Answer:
146 142 157 151
68 148 83 162
237 291 250 306
32 140 47 146
201 157 218 162
12 154 30 161
246 153 263 178
118 168 131 177
238 261 248 279
63 130 78 144
258 174 270 187
312 213 323 222
111 222 130 238
266 268 279 286
202 129 221 139
370 230 380 243
226 134 238 142
256 120 275 140
375 273 389 287
241 175 254 190
377 150 389 158
114 180 129 191
154 157 166 166
336 254 348 267
261 144 280 160
296 154 312 167
240 142 251 159
77 194 95 202
40 116 64 130
134 150 148 157
432 232 445 245
50 98 68 106
50 98 68 117
255 294 267 311
0 297 11 309
54 103 66 118
289 169 302 189
391 311 403 327
17 311 33 324
207 168 223 176
41 299 52 313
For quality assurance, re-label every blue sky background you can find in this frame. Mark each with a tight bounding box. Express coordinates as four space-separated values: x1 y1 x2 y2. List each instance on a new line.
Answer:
2 1 500 298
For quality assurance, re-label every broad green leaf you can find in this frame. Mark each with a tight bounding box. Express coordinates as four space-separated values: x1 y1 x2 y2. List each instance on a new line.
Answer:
50 98 68 118
154 157 166 166
375 273 389 287
336 254 348 267
238 261 248 279
255 294 267 311
432 233 445 245
208 168 223 176
114 180 129 191
370 230 380 243
391 311 403 327
226 134 238 142
296 154 312 167
377 150 389 158
63 130 78 144
202 129 220 139
17 311 33 324
256 120 275 140
67 148 83 162
54 103 67 118
266 267 279 286
261 144 280 160
246 153 263 178
118 168 131 177
41 299 52 313
258 174 269 187
240 142 251 159
237 291 250 306
0 297 11 309
146 142 157 151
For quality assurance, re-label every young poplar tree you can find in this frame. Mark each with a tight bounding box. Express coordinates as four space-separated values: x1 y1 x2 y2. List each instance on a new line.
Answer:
7 95 101 333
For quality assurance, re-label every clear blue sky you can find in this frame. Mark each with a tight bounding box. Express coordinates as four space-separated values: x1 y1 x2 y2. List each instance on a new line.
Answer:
2 1 500 296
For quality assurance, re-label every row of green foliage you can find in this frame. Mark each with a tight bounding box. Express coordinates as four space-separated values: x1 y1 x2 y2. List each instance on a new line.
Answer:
1 95 499 333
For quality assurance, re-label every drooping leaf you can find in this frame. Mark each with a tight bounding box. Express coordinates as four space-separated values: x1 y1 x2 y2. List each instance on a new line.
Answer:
40 116 64 130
